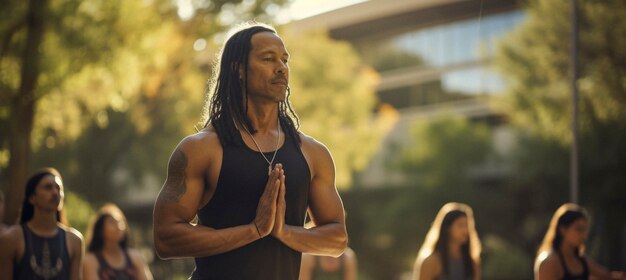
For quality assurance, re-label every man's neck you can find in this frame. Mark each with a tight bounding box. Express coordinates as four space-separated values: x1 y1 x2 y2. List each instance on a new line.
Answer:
244 101 279 133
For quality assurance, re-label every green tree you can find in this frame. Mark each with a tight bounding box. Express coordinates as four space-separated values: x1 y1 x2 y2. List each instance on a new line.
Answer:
397 116 492 191
1 0 144 224
346 116 500 279
0 0 289 223
496 0 626 268
283 30 390 188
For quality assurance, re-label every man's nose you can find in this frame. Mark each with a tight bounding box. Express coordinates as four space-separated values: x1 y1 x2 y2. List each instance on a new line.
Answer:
276 62 288 74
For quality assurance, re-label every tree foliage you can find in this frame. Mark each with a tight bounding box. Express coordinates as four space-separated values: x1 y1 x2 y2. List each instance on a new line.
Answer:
496 0 626 141
0 0 290 222
496 0 626 268
397 116 492 191
283 30 391 188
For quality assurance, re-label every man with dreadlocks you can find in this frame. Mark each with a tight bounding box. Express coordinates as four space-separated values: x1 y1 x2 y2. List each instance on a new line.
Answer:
153 22 348 279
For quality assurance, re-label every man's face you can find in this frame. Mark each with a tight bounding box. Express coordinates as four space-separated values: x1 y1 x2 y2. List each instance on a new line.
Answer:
244 31 289 102
30 175 64 212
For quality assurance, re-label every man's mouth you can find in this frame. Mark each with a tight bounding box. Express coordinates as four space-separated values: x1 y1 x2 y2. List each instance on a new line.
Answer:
272 78 287 86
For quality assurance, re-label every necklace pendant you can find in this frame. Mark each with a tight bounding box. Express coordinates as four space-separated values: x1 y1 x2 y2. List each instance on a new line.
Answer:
268 165 272 176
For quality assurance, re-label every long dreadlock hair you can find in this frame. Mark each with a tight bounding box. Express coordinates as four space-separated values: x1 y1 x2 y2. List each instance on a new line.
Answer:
414 202 481 279
203 22 300 147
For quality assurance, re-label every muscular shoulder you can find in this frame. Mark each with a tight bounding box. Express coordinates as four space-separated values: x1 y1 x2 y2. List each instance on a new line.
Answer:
173 128 222 167
298 132 334 179
299 132 328 153
299 132 333 164
179 127 221 153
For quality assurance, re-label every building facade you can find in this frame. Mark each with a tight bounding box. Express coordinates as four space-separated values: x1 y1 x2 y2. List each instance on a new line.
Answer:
288 0 525 187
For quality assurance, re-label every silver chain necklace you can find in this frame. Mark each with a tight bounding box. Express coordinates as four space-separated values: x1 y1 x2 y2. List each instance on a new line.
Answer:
235 116 281 175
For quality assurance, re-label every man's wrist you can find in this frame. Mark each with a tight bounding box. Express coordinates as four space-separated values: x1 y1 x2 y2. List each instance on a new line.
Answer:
275 224 292 242
250 223 261 240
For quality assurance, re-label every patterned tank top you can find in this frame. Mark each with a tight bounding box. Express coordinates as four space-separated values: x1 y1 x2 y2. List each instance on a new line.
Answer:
95 250 138 280
13 224 71 280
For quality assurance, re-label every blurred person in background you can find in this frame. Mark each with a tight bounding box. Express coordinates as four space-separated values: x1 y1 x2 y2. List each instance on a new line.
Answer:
0 167 84 280
413 202 481 280
0 190 7 234
152 22 347 279
83 203 152 280
299 247 357 280
535 203 625 280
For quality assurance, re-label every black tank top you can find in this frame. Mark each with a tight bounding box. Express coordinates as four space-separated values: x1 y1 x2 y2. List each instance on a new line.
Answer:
191 132 311 280
557 251 589 280
14 224 71 280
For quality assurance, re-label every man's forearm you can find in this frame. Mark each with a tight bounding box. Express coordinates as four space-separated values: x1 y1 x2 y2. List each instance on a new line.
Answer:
154 222 259 259
276 223 347 257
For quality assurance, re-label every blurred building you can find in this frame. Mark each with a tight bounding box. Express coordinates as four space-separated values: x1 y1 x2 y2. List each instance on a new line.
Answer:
287 0 525 188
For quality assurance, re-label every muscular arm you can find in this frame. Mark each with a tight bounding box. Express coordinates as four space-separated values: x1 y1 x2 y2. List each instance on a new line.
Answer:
153 138 261 259
272 138 347 257
153 133 283 259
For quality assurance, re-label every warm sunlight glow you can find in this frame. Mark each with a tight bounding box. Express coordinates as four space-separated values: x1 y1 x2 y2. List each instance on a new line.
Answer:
276 0 367 24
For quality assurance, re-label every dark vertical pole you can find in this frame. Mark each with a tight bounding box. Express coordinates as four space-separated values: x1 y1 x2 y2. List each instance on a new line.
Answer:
570 0 579 204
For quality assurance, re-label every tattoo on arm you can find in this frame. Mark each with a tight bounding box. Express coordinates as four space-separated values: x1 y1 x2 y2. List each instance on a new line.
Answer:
160 148 188 203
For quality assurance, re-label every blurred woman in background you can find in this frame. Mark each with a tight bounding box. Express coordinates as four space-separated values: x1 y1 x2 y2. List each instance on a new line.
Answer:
535 203 624 280
299 247 357 280
413 202 481 280
84 203 152 280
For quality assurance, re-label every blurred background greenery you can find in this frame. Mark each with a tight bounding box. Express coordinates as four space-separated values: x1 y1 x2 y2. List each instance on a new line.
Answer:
1 0 625 279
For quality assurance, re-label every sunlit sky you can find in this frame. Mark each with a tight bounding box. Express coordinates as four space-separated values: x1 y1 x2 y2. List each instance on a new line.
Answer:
277 0 367 23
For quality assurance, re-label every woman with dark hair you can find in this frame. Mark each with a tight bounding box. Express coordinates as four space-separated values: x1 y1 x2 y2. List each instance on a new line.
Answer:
84 203 152 280
535 203 624 280
0 167 84 280
413 202 481 280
